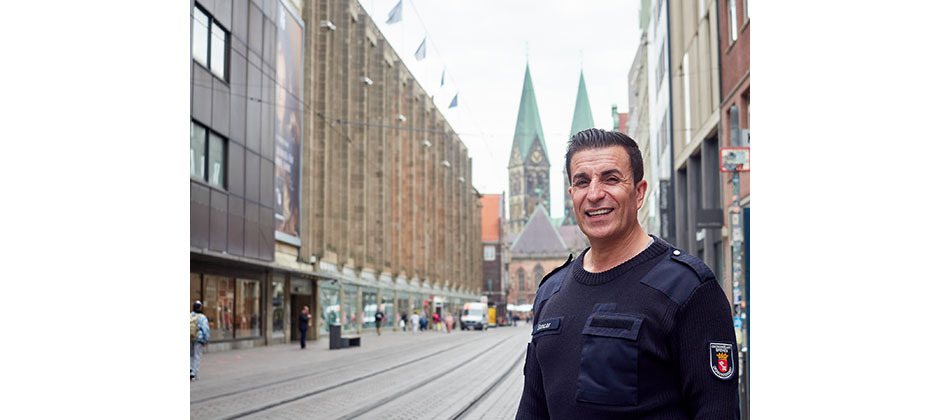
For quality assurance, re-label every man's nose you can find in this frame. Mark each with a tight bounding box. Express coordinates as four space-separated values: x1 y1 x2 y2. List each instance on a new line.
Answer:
586 180 605 201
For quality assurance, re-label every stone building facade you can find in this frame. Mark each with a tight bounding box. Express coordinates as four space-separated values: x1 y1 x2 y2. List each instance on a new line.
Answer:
190 0 482 352
669 0 725 293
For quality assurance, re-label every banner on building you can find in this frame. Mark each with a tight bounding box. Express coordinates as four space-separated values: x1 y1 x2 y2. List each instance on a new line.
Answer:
274 0 304 245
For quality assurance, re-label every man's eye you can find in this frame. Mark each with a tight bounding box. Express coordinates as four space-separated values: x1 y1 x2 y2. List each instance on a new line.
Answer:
606 177 620 183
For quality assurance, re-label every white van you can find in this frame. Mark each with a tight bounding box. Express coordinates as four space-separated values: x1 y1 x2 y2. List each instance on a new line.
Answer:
460 302 488 331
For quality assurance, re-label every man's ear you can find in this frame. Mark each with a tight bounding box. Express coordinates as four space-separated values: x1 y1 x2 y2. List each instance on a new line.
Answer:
635 179 648 209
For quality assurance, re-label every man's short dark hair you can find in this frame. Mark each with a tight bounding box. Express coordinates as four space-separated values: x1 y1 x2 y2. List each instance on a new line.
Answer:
565 128 643 185
193 301 203 313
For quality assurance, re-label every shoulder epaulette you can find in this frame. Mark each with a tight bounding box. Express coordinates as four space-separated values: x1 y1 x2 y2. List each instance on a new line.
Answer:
640 248 715 305
539 253 573 288
532 254 574 323
671 251 716 282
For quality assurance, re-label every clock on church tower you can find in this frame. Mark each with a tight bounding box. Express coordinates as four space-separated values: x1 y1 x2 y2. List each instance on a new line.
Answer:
530 149 543 163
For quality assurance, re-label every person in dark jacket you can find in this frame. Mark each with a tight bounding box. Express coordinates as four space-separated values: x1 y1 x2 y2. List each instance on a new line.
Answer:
298 305 310 349
516 129 739 419
375 306 386 336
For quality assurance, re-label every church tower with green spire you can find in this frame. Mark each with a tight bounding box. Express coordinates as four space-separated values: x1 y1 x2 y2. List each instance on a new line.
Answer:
508 62 551 234
562 68 596 225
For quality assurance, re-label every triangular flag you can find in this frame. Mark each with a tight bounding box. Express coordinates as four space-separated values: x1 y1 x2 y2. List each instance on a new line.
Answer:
414 37 427 61
386 0 403 24
448 93 458 108
441 68 445 87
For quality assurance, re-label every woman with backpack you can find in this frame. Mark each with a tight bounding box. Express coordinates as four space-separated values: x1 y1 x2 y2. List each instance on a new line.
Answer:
190 301 210 381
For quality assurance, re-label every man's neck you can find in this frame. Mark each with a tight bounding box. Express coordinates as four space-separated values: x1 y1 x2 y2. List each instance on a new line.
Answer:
584 225 650 273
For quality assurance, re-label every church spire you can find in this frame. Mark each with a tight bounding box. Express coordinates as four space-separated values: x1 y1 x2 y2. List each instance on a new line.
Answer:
510 62 548 167
569 68 595 136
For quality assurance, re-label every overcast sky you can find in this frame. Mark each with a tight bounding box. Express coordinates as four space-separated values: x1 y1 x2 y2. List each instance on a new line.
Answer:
360 0 641 219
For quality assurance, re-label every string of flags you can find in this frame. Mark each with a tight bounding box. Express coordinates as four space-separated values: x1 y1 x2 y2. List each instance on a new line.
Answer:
385 0 458 109
414 37 427 61
386 0 403 24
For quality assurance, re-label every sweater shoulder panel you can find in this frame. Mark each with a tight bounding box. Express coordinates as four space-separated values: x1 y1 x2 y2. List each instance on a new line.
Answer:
538 253 573 288
640 249 714 306
532 255 573 322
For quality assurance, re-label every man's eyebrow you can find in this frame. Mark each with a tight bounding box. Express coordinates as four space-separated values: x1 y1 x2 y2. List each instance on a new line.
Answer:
600 169 623 177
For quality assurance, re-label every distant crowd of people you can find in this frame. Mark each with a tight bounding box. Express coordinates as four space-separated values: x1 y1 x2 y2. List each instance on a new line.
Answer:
400 309 456 334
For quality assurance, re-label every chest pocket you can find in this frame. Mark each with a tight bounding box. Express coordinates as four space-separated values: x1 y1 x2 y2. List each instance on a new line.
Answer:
576 311 644 406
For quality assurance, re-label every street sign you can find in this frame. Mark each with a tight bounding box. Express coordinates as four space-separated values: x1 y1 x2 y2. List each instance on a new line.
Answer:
720 147 750 172
696 209 724 228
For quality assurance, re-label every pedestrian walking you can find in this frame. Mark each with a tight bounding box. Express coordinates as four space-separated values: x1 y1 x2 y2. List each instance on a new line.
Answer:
410 311 420 334
419 312 428 331
432 312 440 331
444 312 454 333
190 300 210 381
375 306 386 336
516 129 739 418
298 305 311 349
399 310 407 331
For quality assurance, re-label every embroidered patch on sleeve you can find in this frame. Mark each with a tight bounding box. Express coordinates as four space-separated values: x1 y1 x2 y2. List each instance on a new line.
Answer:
709 342 735 380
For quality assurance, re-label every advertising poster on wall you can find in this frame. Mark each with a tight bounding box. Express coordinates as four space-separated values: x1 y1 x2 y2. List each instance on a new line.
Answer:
274 0 304 245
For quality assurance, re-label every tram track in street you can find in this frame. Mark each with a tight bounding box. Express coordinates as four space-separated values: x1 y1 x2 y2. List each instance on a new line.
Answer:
191 333 480 406
336 334 519 420
449 350 526 420
210 334 516 420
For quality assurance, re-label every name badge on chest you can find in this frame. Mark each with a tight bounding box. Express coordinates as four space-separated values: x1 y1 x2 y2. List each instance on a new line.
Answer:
532 316 563 337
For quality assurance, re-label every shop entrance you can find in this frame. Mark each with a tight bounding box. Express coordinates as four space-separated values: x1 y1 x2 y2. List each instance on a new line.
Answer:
290 278 314 342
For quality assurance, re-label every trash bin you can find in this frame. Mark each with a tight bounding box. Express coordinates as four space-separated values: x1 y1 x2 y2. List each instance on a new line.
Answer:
329 323 342 350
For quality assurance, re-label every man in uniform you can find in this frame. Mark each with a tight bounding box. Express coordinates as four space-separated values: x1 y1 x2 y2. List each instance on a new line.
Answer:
515 128 739 419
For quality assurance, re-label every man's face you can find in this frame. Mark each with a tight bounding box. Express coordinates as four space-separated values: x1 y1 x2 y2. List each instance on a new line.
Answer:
302 306 309 314
568 145 647 246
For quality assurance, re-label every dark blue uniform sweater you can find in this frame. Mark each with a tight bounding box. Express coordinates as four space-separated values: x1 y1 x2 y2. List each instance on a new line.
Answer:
516 236 739 419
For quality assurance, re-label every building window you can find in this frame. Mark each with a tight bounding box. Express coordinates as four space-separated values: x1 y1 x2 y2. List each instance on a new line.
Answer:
192 4 228 81
319 282 341 335
517 268 526 292
381 293 395 327
362 288 378 329
533 265 544 285
191 273 203 307
658 115 669 160
487 279 493 291
484 245 496 261
682 53 692 145
203 275 235 341
743 0 748 21
342 285 360 332
235 279 260 338
272 276 285 335
656 43 666 95
728 0 738 42
191 120 227 188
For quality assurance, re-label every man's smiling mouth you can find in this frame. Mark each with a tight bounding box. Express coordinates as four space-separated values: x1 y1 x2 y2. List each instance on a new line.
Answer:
587 209 613 217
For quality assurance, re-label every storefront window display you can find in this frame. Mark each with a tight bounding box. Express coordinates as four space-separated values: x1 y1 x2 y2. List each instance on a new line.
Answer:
272 276 285 336
342 285 360 332
381 292 395 327
319 281 340 335
236 279 260 338
204 275 234 341
397 297 410 327
362 288 378 330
